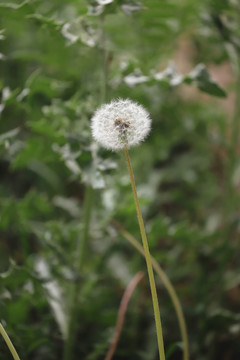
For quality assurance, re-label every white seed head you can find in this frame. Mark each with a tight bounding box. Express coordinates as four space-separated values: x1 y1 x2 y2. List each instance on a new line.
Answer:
91 98 151 150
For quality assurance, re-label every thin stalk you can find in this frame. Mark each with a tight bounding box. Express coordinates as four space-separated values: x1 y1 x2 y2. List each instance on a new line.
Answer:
77 186 94 267
113 221 189 360
63 185 94 360
105 272 144 360
224 59 240 231
216 59 240 302
123 145 166 360
0 323 21 360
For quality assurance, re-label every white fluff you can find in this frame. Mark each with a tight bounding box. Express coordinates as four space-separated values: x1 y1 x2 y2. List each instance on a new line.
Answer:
91 98 151 150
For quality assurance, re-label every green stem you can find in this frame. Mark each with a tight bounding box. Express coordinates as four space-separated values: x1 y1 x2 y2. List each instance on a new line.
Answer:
124 146 166 360
218 59 240 288
63 186 94 360
0 323 21 360
224 60 240 233
113 221 189 360
77 186 94 268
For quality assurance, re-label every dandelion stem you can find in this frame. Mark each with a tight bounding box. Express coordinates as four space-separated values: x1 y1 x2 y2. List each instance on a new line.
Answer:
113 221 189 360
0 323 21 360
123 145 166 360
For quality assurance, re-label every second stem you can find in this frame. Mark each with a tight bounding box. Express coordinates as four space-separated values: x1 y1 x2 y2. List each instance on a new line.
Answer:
124 145 166 360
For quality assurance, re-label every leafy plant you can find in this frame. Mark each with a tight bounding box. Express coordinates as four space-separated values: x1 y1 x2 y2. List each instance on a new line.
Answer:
1 0 240 359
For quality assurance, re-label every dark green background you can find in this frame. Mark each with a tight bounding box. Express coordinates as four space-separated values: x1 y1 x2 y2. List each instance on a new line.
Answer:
0 0 240 359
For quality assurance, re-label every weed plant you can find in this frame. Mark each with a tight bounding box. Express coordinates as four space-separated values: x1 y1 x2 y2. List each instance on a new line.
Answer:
0 1 240 360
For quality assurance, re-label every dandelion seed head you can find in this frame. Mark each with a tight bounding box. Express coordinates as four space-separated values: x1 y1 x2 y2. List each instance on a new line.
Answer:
91 99 151 150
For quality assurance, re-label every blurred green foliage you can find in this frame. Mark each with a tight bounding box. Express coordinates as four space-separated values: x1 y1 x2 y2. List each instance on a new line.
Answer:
0 0 240 359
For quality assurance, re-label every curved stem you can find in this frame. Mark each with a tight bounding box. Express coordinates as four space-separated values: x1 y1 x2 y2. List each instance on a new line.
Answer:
0 323 21 360
113 221 189 360
105 272 144 360
124 146 166 360
224 59 240 232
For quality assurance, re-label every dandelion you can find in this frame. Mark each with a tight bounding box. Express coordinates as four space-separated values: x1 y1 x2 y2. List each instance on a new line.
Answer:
91 99 166 360
91 98 151 150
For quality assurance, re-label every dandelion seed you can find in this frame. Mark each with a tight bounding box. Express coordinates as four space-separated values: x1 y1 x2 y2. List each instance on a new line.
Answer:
91 98 151 150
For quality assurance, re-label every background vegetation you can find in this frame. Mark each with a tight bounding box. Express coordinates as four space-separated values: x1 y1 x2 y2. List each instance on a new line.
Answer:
0 0 240 359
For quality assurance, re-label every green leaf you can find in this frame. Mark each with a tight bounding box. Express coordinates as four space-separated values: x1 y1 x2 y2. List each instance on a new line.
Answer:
166 342 182 358
61 20 98 47
121 2 143 15
0 0 30 10
26 70 69 98
28 160 62 189
12 137 58 169
34 257 67 338
124 69 149 86
27 14 62 29
28 119 65 143
186 64 227 98
84 168 105 189
0 128 20 144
